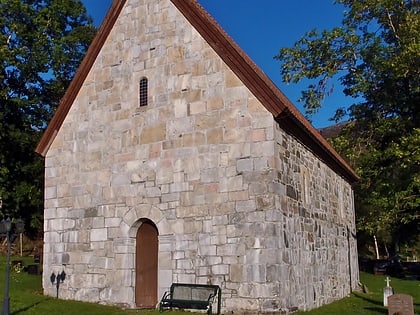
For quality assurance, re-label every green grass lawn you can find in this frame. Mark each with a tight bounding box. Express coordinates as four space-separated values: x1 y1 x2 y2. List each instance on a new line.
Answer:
0 256 195 315
296 272 419 314
0 256 418 314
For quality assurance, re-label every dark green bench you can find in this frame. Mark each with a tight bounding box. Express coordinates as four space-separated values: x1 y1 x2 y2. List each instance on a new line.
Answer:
159 283 221 315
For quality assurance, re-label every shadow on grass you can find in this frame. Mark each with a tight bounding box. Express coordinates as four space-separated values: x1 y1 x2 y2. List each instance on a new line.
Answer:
352 292 387 314
363 307 387 314
12 298 46 315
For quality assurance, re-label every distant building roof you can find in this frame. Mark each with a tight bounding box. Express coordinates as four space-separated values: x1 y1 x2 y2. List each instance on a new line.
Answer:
319 122 349 139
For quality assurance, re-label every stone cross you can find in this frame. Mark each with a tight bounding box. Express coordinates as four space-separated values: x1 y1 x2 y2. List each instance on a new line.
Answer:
383 276 394 307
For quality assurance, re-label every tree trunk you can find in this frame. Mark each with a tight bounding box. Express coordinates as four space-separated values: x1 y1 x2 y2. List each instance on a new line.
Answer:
374 235 380 259
384 243 389 258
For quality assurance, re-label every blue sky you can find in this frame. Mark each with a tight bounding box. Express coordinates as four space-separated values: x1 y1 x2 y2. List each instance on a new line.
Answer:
81 0 350 128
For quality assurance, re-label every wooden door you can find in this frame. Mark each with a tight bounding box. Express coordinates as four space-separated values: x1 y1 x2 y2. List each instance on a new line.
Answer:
135 221 158 308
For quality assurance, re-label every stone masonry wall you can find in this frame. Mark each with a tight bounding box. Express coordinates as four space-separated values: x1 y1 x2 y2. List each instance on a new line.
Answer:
42 0 358 313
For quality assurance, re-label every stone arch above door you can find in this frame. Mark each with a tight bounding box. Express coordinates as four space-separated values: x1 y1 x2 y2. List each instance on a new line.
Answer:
122 204 173 237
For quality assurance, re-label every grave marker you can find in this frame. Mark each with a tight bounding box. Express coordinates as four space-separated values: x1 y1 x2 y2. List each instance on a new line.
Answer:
387 294 414 315
383 277 393 306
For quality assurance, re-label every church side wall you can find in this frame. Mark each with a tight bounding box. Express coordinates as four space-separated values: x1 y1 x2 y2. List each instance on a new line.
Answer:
264 124 359 312
216 124 359 314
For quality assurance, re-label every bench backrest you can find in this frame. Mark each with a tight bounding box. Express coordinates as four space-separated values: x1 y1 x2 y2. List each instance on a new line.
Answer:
171 283 219 301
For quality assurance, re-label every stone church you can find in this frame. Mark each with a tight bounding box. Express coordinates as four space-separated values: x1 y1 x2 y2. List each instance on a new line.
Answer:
36 0 359 313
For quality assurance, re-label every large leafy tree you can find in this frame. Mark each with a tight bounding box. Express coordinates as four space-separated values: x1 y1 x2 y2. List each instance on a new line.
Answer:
0 0 95 235
275 0 419 255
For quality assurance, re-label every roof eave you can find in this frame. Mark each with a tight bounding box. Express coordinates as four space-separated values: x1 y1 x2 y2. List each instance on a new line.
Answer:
35 0 358 185
171 0 289 117
35 0 127 156
172 0 359 184
275 110 359 184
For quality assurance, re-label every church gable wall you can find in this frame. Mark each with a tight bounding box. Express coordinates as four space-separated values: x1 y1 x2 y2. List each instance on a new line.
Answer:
42 0 358 313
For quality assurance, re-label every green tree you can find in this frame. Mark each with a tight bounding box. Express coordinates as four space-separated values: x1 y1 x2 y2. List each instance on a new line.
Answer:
275 0 419 255
0 0 95 235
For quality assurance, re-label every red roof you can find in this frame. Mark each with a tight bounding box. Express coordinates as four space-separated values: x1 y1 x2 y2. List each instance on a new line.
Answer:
35 0 358 184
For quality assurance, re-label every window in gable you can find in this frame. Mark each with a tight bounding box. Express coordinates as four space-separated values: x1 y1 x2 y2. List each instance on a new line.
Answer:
139 77 148 107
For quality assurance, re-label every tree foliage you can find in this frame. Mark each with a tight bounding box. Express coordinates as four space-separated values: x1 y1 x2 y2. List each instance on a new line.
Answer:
275 0 419 254
0 0 95 235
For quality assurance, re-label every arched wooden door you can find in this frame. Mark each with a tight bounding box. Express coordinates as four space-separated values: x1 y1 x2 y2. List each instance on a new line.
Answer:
135 221 158 308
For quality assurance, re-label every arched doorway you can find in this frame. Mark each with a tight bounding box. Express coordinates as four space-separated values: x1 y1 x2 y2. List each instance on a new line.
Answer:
135 220 158 308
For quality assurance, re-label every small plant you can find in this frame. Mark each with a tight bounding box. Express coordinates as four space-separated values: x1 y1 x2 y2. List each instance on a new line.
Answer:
12 262 24 273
